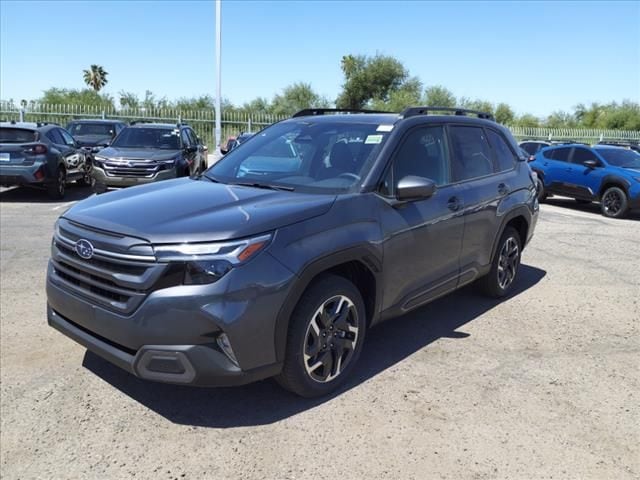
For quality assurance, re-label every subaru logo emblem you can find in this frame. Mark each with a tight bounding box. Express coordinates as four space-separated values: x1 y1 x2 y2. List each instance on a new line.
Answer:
75 239 94 260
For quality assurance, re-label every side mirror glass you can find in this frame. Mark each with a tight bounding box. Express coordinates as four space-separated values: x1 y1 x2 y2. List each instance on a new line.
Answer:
583 159 599 169
396 175 437 201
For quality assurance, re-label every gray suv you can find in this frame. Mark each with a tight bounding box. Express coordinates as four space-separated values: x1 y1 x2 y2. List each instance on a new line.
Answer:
46 107 539 397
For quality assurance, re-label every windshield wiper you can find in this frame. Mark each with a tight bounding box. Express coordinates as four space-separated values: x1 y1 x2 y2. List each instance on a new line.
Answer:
231 181 295 192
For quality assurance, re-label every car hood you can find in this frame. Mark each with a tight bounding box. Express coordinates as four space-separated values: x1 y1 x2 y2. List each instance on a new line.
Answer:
74 134 112 147
62 177 336 243
97 146 181 161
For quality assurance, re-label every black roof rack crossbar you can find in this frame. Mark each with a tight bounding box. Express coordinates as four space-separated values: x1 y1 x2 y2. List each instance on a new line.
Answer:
292 108 390 118
400 106 495 121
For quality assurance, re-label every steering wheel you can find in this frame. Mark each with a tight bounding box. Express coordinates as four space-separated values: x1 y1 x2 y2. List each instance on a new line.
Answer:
338 173 361 182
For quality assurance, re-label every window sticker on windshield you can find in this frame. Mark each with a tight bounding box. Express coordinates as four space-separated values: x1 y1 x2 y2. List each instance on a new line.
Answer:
365 134 383 144
376 124 394 132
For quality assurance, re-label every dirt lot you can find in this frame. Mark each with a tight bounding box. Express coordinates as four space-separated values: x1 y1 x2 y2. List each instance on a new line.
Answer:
1 186 638 480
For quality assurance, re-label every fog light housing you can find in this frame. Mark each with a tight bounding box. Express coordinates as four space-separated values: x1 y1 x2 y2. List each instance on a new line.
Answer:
216 333 239 367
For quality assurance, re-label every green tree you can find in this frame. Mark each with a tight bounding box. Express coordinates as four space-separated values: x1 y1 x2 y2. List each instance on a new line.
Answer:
82 65 109 92
422 85 456 108
495 103 515 125
459 98 495 116
271 82 329 116
119 91 139 109
545 111 577 128
336 54 410 109
371 77 422 112
515 114 541 128
39 87 114 108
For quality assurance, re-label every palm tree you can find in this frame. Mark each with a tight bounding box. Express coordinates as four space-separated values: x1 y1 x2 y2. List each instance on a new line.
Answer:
82 65 109 92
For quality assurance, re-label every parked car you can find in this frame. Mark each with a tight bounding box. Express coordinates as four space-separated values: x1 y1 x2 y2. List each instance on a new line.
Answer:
0 121 92 198
597 140 640 153
519 140 551 157
47 107 538 397
91 122 206 193
66 119 127 152
221 132 254 154
529 143 640 218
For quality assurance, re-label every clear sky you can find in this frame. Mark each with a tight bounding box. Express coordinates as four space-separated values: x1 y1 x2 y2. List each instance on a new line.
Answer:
1 0 638 116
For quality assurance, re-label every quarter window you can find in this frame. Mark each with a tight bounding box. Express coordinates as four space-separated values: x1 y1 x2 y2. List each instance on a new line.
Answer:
487 130 516 172
449 126 494 181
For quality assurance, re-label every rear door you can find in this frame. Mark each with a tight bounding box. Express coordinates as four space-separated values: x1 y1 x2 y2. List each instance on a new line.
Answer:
449 125 517 278
539 146 572 195
379 124 465 311
563 147 605 199
57 128 87 177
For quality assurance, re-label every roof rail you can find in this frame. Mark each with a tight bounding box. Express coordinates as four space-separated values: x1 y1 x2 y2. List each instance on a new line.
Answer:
292 108 391 118
400 106 495 121
130 120 154 125
36 122 60 127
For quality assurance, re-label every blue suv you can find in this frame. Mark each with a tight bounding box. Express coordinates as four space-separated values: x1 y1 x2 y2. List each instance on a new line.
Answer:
530 144 640 218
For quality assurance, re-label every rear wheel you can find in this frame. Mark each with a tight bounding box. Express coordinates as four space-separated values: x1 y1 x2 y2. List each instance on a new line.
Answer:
600 187 628 218
478 227 522 298
77 169 95 188
535 176 547 202
46 168 66 200
276 274 366 397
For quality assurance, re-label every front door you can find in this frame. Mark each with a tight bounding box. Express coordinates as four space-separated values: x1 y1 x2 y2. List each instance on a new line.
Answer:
563 147 605 199
379 124 465 312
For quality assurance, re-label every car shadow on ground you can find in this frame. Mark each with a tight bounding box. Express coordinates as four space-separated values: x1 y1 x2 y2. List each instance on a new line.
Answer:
83 264 546 428
544 197 640 221
0 185 95 203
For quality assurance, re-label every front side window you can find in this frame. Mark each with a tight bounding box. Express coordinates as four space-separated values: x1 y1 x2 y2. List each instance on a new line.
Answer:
111 127 181 150
390 126 450 189
487 129 517 172
571 147 599 165
597 148 640 168
449 126 494 181
59 129 76 146
180 129 191 148
207 120 391 193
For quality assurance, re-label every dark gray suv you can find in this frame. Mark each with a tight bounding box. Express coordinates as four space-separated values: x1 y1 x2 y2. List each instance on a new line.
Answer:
46 107 539 397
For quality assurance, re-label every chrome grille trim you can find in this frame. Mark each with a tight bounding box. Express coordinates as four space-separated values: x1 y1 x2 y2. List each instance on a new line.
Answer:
54 232 156 263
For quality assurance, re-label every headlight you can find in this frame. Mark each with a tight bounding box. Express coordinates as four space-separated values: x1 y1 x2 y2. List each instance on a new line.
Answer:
155 234 272 285
93 155 108 166
158 157 179 165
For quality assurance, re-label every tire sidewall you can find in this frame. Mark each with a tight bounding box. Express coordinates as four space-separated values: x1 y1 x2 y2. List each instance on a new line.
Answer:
490 227 522 297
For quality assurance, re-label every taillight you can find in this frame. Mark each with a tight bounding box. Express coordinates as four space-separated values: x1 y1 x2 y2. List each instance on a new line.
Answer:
24 144 48 155
34 167 45 180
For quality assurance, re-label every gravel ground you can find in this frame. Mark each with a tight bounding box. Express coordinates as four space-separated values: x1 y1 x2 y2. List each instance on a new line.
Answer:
1 186 638 480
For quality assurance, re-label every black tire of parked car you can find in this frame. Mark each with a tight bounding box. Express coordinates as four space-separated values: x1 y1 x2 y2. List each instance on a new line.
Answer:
600 186 629 219
77 169 95 188
478 226 522 298
535 176 547 202
276 274 367 398
46 167 66 200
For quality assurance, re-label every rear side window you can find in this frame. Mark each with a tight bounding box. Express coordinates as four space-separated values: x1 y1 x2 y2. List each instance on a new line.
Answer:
544 147 571 162
449 126 494 181
0 128 37 143
46 129 64 145
487 130 516 172
571 147 598 165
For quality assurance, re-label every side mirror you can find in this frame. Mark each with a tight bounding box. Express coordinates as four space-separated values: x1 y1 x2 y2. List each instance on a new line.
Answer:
220 147 228 155
396 176 437 201
583 159 599 169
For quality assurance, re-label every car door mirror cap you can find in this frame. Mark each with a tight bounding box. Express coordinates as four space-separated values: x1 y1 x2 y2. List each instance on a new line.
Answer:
396 175 437 202
583 159 600 169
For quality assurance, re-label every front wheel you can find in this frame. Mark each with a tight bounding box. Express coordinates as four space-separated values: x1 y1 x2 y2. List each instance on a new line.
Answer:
276 274 366 397
478 227 522 298
600 187 628 218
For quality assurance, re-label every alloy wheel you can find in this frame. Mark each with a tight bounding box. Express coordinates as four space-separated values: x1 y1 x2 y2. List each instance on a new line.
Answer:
303 295 359 383
497 237 519 290
57 170 65 197
602 190 622 216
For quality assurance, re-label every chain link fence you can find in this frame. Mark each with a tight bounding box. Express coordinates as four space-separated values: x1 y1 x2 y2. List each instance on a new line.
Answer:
2 102 639 148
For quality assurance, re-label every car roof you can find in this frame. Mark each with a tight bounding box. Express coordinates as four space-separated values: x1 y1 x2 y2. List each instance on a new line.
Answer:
593 145 633 151
520 140 550 144
128 123 179 129
284 113 400 125
68 119 124 124
0 122 59 131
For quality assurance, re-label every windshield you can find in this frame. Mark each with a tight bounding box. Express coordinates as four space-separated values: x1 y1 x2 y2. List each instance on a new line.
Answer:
111 127 181 149
597 148 640 169
0 128 37 143
67 122 115 137
207 120 390 193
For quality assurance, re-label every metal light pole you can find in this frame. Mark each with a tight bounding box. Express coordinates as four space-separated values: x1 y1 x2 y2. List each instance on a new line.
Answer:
215 0 222 152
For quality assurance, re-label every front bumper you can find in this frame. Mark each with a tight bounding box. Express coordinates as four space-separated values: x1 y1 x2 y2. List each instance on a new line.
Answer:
46 251 294 387
92 165 178 188
0 163 47 186
628 184 640 210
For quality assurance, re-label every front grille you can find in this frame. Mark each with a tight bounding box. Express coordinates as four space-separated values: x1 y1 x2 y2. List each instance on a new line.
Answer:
103 159 160 178
50 221 180 314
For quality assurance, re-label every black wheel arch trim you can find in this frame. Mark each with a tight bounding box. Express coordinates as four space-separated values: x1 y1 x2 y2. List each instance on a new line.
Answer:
489 205 532 264
598 175 631 198
273 244 383 363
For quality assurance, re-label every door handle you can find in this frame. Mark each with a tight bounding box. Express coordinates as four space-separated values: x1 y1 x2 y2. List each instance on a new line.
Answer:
447 196 461 211
497 183 510 195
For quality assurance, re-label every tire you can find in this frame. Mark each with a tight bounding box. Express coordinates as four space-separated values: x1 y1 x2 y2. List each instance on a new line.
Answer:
276 274 367 398
600 186 628 218
93 181 108 194
478 226 522 298
535 176 547 202
46 168 66 200
77 170 95 188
